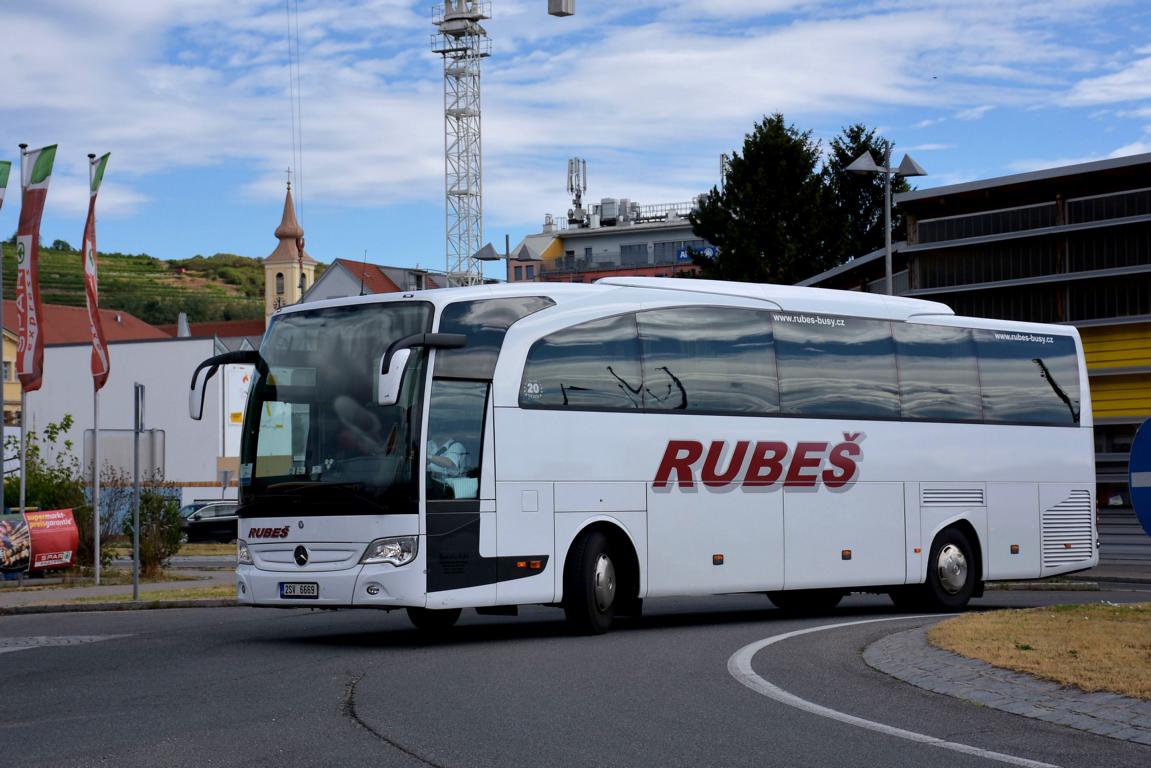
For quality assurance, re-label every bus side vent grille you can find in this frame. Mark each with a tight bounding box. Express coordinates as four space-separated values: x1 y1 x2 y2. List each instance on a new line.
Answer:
921 488 985 507
1042 490 1094 568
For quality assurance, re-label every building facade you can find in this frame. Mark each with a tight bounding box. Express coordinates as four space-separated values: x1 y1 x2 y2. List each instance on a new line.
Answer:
506 199 714 283
801 153 1151 554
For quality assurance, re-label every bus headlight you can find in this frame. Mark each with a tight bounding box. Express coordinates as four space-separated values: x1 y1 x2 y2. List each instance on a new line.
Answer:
361 536 418 566
237 540 253 565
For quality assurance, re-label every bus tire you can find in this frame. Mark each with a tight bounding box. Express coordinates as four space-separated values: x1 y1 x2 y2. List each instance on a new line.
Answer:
406 607 461 632
912 527 976 612
767 589 844 614
563 530 617 635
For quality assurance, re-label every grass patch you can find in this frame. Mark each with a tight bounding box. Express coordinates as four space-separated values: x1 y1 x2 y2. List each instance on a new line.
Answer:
107 543 237 558
929 603 1151 700
179 543 237 557
0 568 200 591
44 584 236 605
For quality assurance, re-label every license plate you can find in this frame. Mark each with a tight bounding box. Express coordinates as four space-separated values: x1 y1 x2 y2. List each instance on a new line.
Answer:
279 582 319 599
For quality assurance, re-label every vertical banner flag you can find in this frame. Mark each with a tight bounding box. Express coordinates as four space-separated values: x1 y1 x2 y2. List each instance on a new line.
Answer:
16 144 56 393
0 161 11 210
84 153 111 390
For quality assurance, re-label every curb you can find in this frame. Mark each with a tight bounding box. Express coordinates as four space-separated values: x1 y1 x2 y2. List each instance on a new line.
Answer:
987 581 1099 591
0 599 238 616
865 624 1151 746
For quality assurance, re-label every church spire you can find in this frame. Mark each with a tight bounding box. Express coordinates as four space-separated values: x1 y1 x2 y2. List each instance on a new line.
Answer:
266 180 314 265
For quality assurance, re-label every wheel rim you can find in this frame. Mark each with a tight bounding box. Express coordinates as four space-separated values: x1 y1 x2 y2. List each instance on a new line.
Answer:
936 543 968 595
593 553 616 613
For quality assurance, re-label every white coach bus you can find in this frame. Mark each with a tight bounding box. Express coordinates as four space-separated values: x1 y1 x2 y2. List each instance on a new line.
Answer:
189 277 1097 633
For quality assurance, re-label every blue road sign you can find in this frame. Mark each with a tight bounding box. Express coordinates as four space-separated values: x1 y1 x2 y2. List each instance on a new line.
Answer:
1130 417 1151 537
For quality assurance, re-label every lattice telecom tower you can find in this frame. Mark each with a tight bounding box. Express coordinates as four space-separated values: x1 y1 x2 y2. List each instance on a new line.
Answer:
432 1 491 286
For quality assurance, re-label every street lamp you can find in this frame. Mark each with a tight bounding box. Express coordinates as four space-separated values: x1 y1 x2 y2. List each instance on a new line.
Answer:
846 148 927 296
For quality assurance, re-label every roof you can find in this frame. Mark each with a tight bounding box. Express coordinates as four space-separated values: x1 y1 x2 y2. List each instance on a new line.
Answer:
2 300 169 344
895 152 1151 211
156 318 266 339
332 259 402 293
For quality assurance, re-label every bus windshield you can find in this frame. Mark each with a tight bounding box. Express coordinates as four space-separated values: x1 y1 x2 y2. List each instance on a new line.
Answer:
239 301 433 515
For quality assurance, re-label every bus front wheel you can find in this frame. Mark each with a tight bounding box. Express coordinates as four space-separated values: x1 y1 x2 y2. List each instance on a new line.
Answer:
407 607 462 632
563 530 617 635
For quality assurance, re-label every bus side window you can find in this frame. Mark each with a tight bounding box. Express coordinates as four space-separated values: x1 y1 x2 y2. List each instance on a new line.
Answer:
637 306 778 414
893 324 982 421
773 313 899 419
974 331 1080 425
520 314 643 410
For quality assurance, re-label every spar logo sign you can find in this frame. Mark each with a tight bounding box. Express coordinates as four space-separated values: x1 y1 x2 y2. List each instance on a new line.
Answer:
653 433 864 490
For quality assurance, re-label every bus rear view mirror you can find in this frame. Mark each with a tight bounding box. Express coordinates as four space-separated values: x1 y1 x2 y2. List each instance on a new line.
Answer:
376 332 467 407
377 348 412 407
189 350 260 420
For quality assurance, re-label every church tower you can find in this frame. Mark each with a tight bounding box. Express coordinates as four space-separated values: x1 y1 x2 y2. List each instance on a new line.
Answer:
265 181 316 320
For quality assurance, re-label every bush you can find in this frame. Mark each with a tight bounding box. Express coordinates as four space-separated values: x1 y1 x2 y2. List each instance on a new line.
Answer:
3 416 117 571
119 473 182 579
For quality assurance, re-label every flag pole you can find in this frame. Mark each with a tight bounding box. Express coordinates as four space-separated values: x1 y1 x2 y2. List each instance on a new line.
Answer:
89 153 102 585
17 144 27 517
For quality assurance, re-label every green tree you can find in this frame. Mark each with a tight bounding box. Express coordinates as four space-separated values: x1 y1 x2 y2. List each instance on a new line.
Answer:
3 415 87 513
823 123 912 265
688 113 832 284
50 239 75 252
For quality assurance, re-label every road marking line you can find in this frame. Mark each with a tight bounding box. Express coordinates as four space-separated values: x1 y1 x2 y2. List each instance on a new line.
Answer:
727 616 1060 768
0 635 128 654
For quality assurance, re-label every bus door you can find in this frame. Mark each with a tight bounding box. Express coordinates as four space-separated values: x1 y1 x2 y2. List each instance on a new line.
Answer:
424 297 555 609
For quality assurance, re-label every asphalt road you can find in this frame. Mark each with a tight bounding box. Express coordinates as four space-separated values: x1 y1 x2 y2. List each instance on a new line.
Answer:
1 589 1149 768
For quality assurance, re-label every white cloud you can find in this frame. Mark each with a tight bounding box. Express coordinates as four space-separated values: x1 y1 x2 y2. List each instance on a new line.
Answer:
955 105 994 121
1063 54 1151 105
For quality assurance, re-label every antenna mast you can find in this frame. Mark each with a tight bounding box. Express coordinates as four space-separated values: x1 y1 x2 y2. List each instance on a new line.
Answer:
567 157 587 225
432 1 491 286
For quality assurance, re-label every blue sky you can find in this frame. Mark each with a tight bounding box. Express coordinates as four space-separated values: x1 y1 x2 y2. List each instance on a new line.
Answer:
2 0 1150 276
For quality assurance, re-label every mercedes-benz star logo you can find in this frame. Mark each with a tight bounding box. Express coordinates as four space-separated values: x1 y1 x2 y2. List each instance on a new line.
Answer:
293 545 309 567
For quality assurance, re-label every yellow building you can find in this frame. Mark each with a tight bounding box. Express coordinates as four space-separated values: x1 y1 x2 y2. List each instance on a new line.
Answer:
2 328 18 425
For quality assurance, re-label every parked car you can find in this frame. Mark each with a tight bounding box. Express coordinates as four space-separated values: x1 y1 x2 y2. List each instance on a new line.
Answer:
179 501 240 544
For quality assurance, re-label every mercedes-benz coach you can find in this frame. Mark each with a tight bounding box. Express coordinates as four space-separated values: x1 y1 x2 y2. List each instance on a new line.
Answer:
189 277 1097 633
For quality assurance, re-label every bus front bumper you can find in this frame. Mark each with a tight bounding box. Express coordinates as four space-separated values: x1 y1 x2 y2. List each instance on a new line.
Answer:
236 560 427 609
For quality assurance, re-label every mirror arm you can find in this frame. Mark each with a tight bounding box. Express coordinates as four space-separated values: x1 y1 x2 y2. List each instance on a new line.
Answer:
381 332 466 374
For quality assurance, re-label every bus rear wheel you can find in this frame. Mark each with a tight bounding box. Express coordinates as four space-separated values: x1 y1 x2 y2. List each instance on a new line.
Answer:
891 527 976 612
406 607 461 632
767 589 844 614
563 530 617 635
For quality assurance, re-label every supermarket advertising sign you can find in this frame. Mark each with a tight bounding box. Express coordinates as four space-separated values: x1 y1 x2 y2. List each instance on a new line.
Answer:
1 509 78 573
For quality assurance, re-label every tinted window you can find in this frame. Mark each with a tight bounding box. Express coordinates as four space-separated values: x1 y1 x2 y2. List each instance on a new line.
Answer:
773 313 899 418
437 297 555 379
425 379 489 500
975 330 1080 425
637 306 777 413
893 324 982 421
521 314 643 409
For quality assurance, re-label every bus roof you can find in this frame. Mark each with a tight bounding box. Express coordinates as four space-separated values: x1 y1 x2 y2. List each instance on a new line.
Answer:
596 276 955 321
279 276 954 323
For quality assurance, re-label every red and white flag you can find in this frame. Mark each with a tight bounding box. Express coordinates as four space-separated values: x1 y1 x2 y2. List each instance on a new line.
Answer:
83 153 111 390
0 161 11 211
16 144 56 393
